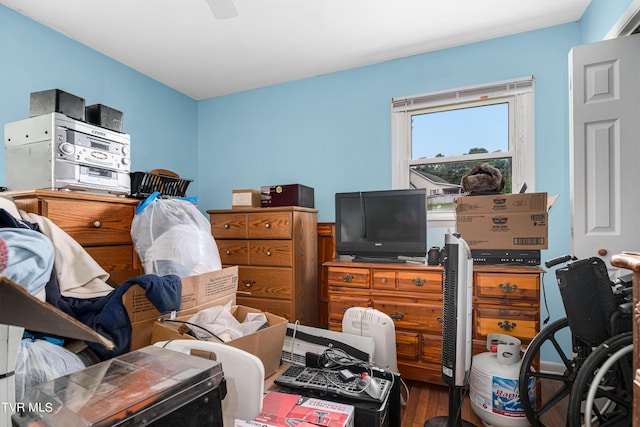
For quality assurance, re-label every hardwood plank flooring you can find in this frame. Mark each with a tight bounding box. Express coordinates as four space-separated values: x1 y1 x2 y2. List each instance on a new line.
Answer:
401 380 484 427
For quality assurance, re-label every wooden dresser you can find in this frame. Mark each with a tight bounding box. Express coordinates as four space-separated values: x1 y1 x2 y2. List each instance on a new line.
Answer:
4 189 142 284
325 259 543 384
208 206 319 326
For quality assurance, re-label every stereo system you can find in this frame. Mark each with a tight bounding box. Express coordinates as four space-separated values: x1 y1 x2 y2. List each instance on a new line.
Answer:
471 249 541 266
4 112 131 195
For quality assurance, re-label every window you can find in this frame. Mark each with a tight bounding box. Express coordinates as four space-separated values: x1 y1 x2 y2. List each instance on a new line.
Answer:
391 77 535 224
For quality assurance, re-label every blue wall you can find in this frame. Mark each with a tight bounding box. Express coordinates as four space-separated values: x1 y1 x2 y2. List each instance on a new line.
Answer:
0 5 199 194
0 0 634 346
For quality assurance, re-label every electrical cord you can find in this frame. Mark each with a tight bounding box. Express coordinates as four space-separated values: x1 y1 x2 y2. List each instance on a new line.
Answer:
540 271 550 325
158 318 225 343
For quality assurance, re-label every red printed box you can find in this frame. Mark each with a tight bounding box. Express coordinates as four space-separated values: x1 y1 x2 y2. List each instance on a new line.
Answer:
235 391 355 427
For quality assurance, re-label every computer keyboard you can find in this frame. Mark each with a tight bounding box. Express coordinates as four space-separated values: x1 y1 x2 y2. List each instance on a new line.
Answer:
273 366 391 403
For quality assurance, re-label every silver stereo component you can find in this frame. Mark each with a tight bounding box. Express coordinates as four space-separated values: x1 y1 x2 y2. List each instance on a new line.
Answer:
4 112 131 195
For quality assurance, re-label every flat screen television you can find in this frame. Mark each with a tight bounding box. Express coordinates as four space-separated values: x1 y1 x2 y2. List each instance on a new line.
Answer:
335 188 427 263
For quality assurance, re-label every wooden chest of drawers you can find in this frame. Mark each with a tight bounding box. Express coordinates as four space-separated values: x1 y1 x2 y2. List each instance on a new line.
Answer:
325 260 543 384
6 189 142 284
208 206 319 326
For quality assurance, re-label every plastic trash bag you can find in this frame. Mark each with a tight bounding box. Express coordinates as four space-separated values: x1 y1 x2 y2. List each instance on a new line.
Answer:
15 338 86 401
131 192 222 277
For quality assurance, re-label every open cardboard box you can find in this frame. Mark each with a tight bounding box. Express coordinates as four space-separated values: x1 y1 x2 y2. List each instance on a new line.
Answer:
122 266 239 351
151 305 287 378
455 192 558 250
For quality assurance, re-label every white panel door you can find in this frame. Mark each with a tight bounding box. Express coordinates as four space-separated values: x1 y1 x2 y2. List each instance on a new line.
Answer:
569 34 640 270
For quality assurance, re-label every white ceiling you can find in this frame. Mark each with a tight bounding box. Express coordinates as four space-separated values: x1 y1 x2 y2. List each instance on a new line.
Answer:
1 0 591 101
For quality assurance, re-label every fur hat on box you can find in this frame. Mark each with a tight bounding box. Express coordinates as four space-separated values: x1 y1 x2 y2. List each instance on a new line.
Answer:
461 163 505 194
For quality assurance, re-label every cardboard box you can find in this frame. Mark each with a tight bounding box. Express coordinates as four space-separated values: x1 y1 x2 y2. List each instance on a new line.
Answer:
232 189 262 208
150 304 287 378
455 192 549 214
0 276 114 349
123 266 239 351
235 391 355 427
455 192 556 250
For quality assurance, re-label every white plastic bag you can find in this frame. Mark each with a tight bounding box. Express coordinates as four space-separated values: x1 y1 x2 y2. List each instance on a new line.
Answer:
15 339 86 401
187 302 267 341
131 192 222 277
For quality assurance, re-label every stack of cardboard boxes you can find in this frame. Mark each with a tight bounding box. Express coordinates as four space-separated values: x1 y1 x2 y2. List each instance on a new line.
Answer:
455 192 553 252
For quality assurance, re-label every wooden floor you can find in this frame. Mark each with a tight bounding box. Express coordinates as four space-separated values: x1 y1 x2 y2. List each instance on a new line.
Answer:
401 380 484 427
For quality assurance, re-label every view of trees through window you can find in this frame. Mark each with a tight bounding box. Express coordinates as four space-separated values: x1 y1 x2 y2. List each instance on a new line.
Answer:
410 103 511 211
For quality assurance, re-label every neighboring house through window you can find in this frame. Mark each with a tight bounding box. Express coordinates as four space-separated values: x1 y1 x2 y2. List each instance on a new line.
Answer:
391 76 535 226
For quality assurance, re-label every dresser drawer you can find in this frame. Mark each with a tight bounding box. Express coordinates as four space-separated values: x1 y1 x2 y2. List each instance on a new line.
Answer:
210 213 247 239
474 272 539 301
247 212 292 239
396 330 419 362
328 294 371 324
372 270 396 290
43 198 134 246
237 266 292 299
421 334 443 364
397 270 442 294
85 245 137 274
327 267 370 289
474 307 538 340
248 240 292 266
217 240 249 265
374 298 442 334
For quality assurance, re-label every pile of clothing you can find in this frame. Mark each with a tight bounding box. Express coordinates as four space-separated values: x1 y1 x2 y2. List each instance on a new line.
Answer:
0 195 182 360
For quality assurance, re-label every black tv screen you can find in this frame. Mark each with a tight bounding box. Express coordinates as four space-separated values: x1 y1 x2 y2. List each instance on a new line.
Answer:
335 188 427 262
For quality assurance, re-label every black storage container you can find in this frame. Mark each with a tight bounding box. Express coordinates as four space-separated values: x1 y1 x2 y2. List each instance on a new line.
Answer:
85 103 124 132
29 89 85 121
130 171 192 198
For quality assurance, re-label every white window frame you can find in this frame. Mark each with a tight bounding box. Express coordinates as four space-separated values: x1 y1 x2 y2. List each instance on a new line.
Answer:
391 76 536 226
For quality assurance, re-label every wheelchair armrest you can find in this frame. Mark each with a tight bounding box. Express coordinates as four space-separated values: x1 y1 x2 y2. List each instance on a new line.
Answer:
618 301 633 316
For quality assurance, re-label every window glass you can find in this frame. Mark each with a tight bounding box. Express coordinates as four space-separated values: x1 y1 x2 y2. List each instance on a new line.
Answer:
410 103 511 211
411 103 509 159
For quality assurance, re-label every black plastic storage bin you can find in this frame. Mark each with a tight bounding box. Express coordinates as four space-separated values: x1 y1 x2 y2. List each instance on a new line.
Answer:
130 171 192 198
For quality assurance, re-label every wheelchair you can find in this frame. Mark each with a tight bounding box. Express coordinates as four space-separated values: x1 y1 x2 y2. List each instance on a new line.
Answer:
518 255 634 427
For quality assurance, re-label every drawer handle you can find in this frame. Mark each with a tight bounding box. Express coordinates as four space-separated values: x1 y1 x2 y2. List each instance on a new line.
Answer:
243 279 256 288
93 220 101 228
265 223 271 229
341 274 354 283
236 291 252 296
498 320 517 331
412 277 426 287
380 277 387 284
266 250 272 256
225 250 231 255
224 223 230 229
389 312 404 321
499 282 518 293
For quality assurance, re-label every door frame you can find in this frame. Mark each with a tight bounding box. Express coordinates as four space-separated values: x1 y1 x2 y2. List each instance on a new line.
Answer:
606 0 640 39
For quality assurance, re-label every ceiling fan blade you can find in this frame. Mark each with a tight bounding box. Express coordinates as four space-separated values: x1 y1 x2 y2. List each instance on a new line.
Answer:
206 0 238 20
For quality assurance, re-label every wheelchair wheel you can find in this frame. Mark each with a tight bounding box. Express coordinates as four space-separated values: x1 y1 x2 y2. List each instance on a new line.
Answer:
519 318 579 426
567 332 633 427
